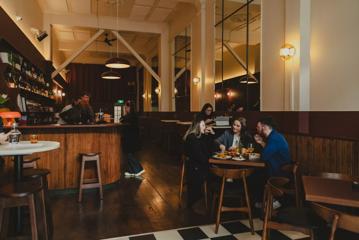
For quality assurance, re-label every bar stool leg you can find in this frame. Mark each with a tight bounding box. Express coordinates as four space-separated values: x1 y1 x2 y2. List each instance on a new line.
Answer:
243 176 254 234
96 158 103 200
78 159 85 203
215 177 226 234
39 189 49 240
28 194 38 240
203 181 208 210
179 158 185 204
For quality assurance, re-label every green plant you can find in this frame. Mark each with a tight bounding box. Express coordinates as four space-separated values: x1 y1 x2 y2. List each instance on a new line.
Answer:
0 94 9 105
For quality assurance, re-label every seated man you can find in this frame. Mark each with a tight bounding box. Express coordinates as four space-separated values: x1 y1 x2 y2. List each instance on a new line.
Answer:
251 116 292 208
254 116 292 177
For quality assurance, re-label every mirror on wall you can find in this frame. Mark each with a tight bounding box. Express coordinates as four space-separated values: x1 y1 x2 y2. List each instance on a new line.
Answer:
215 0 261 112
172 25 191 112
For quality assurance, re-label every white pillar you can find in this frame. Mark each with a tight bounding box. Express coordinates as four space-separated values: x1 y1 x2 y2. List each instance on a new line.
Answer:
159 26 171 111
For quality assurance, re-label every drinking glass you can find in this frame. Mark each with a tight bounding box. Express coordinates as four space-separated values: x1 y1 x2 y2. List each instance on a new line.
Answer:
247 143 254 153
30 134 38 144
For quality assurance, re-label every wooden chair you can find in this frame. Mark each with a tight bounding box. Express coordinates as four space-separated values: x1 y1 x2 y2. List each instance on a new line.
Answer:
78 153 103 202
310 202 339 240
0 180 48 239
262 177 326 240
179 155 208 209
280 161 302 207
210 167 254 234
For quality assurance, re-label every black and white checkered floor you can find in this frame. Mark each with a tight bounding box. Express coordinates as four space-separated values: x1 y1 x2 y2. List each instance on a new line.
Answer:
104 218 309 240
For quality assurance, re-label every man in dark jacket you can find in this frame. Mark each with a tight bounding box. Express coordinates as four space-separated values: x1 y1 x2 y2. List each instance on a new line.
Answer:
120 101 144 177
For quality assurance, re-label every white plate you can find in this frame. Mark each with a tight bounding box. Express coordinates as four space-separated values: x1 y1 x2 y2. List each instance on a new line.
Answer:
212 154 232 160
248 153 260 160
232 156 246 161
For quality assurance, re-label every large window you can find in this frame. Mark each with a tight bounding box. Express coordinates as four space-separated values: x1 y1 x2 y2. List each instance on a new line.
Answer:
215 0 261 111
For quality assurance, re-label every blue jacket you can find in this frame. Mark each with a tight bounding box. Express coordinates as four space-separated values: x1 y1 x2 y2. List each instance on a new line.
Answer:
262 130 292 176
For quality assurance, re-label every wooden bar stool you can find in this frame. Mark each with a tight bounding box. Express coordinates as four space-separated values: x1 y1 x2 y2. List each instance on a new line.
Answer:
179 154 208 208
0 180 47 239
210 167 255 234
23 168 52 238
78 153 103 202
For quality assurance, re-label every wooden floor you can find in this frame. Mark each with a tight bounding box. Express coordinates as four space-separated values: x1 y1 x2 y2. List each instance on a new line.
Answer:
50 142 213 240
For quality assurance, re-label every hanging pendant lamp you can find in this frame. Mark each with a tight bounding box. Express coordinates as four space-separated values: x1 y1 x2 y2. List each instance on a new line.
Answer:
105 57 130 69
101 70 121 79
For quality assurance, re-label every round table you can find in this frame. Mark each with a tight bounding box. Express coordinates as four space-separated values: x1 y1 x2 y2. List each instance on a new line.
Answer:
0 140 60 232
0 141 60 181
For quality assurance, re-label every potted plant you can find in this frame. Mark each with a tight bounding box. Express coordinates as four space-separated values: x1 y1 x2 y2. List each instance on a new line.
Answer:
0 93 9 111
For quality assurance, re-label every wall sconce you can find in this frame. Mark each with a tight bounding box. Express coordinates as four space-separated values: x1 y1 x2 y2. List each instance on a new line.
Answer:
227 90 234 97
280 44 296 61
61 92 66 97
142 93 146 99
155 87 160 95
193 77 200 85
174 88 178 95
214 92 222 99
142 93 152 99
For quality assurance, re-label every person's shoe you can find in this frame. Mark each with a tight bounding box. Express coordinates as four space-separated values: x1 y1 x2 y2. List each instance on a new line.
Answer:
273 199 282 210
134 169 145 177
124 171 135 177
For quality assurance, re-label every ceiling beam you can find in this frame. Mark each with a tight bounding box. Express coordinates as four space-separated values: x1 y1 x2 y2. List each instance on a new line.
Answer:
112 31 160 83
45 13 166 34
52 29 104 79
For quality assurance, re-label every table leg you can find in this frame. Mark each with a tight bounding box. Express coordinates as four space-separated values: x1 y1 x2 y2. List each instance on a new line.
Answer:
13 155 23 233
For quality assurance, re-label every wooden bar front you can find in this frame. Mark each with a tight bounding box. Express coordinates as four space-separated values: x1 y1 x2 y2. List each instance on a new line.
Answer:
4 124 124 190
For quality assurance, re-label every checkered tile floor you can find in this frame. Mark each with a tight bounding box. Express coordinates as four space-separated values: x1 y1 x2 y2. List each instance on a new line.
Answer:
104 218 309 240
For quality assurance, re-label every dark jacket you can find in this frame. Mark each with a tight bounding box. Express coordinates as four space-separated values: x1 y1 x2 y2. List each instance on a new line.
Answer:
121 112 140 153
184 133 213 181
261 130 292 176
215 129 253 150
59 105 82 124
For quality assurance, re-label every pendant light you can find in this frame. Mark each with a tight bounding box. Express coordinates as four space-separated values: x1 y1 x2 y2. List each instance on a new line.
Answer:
101 70 121 79
105 0 130 69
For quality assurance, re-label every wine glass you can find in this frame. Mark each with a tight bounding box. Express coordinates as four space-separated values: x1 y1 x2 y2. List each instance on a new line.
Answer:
247 143 254 153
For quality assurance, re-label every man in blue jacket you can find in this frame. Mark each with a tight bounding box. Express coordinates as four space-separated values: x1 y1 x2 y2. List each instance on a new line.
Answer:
254 116 292 177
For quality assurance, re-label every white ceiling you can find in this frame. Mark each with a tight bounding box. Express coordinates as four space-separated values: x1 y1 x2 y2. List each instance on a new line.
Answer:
36 0 194 65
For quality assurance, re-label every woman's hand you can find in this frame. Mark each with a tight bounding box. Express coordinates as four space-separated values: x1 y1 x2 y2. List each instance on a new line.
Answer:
254 134 265 147
204 126 215 135
219 144 226 152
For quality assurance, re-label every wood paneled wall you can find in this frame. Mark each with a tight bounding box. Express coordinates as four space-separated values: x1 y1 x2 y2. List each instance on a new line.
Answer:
285 134 358 176
66 63 138 113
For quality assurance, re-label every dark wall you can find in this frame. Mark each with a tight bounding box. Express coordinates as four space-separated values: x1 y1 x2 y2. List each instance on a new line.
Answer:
66 63 137 114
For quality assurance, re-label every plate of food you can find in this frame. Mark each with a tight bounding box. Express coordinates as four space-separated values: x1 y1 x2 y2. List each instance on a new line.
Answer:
232 156 246 161
212 153 232 160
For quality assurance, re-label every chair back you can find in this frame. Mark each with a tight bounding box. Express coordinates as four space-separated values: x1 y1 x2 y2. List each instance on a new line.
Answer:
310 202 339 224
266 177 290 199
210 167 254 180
280 161 303 207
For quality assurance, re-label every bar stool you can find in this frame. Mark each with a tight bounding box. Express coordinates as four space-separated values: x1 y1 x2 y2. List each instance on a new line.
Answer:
78 153 103 202
23 168 52 238
210 167 255 234
0 180 47 239
179 154 208 208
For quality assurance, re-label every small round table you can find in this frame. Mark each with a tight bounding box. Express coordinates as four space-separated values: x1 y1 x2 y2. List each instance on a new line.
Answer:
0 140 60 233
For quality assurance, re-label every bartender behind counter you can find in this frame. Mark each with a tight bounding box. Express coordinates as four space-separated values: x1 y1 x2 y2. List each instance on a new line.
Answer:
58 92 95 124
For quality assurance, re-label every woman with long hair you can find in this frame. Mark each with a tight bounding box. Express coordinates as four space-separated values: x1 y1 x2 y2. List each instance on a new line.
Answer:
198 103 214 125
215 116 253 152
183 115 214 212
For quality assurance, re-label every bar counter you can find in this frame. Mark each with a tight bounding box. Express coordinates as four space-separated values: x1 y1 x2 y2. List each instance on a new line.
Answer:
3 123 124 190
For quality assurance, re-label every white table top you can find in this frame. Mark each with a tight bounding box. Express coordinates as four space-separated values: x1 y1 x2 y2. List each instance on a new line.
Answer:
0 141 60 156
